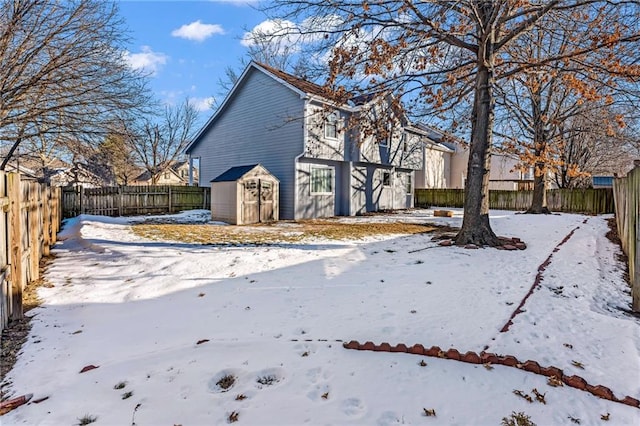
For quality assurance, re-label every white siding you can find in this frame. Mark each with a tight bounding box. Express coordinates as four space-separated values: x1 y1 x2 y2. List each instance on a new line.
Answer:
211 181 239 224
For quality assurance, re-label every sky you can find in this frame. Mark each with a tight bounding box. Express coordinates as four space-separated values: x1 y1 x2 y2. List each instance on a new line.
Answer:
3 209 640 424
118 0 269 120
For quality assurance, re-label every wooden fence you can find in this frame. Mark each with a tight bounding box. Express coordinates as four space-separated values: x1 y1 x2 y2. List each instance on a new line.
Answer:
62 185 211 218
613 164 640 312
415 188 615 215
1 172 62 332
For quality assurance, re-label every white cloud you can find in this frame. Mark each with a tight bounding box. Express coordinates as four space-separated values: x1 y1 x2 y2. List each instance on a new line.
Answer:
241 19 298 48
123 46 168 76
241 16 344 52
189 97 216 112
171 20 224 42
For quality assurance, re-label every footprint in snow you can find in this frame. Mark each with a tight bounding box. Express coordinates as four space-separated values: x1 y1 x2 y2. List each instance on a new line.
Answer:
341 398 366 418
377 411 404 425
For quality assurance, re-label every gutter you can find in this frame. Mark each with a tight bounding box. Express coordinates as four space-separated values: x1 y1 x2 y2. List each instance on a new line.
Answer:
293 98 309 220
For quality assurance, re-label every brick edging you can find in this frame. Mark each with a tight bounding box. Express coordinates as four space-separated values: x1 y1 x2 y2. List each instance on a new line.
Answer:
342 340 640 410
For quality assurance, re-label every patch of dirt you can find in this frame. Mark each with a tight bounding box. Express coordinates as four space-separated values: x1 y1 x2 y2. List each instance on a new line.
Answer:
132 219 457 245
605 217 630 285
1 255 55 398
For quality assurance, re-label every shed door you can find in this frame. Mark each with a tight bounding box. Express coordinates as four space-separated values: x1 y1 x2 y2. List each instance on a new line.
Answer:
242 180 259 224
259 180 274 222
242 179 275 224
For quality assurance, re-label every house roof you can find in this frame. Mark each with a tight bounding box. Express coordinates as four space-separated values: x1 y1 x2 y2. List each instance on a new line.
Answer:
185 61 350 155
255 62 330 99
211 164 260 182
185 61 434 156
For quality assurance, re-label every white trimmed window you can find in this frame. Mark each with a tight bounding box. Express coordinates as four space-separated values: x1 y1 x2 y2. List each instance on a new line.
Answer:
311 167 334 194
324 112 338 139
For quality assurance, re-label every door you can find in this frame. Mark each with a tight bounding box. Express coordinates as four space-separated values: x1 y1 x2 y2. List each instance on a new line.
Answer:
259 180 274 222
242 179 275 224
242 180 259 224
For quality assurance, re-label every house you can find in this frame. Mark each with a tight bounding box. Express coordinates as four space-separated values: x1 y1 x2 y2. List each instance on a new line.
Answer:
131 161 197 186
185 61 427 220
3 157 107 187
413 125 535 191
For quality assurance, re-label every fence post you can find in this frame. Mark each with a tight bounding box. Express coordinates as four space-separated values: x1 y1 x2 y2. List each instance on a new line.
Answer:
42 186 50 256
28 183 39 281
7 173 23 321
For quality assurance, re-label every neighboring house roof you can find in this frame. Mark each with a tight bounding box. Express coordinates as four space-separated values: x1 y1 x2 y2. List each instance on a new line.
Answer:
411 123 457 153
3 162 38 179
211 164 260 182
133 167 182 183
132 161 193 183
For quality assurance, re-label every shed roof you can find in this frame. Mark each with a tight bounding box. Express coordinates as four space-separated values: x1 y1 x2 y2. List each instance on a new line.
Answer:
211 164 261 182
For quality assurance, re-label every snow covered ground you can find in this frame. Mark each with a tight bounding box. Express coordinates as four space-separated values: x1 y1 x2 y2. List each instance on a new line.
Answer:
2 208 640 425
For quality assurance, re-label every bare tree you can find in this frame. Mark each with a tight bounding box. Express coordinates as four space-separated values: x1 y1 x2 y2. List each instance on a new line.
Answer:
0 0 152 170
552 109 637 188
126 100 198 185
218 21 316 96
495 10 640 212
264 0 640 245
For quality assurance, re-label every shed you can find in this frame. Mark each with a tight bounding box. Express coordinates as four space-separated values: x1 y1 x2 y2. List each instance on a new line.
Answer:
210 164 279 225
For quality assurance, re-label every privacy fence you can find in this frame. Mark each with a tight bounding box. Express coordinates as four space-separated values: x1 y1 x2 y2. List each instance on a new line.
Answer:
613 165 640 312
62 185 211 218
415 188 615 215
1 172 62 332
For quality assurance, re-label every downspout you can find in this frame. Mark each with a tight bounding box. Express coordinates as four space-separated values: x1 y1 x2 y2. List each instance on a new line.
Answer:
188 155 194 186
294 97 308 220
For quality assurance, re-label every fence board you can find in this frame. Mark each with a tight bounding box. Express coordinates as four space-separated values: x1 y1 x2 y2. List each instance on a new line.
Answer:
0 172 61 331
613 165 640 312
0 173 8 328
415 188 615 215
62 185 211 218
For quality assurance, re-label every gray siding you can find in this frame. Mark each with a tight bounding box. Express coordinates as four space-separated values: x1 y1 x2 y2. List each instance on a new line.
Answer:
305 103 347 161
296 159 338 219
189 68 304 219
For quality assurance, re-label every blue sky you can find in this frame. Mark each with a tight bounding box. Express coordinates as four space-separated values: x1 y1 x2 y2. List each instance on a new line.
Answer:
118 0 268 119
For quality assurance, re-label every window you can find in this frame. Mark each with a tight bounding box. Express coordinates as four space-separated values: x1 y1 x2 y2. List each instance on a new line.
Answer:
406 174 412 194
324 112 338 139
164 172 170 179
382 171 391 187
311 167 334 194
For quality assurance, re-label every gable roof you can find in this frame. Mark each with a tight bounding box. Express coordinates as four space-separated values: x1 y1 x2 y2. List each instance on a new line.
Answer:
211 164 260 182
254 62 330 99
185 61 350 155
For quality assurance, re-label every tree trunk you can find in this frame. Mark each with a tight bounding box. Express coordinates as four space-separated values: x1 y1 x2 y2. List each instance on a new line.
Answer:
455 42 498 246
526 90 551 214
527 162 550 214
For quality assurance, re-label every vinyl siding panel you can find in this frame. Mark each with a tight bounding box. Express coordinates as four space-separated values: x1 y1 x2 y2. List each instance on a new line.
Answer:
189 68 304 219
296 160 336 219
355 129 423 170
305 104 346 161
